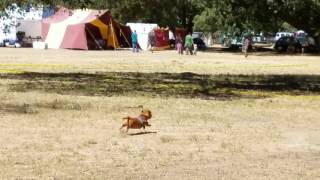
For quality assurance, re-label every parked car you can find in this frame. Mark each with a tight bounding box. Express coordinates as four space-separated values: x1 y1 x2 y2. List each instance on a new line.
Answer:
274 36 302 52
296 33 317 52
192 32 206 50
193 37 206 50
252 35 267 44
274 32 293 42
192 32 202 39
222 36 243 50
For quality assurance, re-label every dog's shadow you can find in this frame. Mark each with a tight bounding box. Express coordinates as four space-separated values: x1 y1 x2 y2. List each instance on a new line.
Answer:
127 131 157 136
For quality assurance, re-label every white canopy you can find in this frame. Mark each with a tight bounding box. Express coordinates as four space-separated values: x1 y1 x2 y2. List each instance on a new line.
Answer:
0 4 43 42
17 19 42 38
126 23 158 50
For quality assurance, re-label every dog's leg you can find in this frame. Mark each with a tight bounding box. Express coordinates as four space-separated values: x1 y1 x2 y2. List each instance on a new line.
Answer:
126 118 130 133
145 122 151 126
119 124 126 131
120 117 129 132
142 125 146 133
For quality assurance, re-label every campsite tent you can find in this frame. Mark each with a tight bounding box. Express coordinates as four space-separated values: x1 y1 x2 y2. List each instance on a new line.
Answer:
126 23 158 50
42 8 131 50
175 28 187 42
127 23 171 50
0 4 43 44
154 28 170 49
17 20 42 39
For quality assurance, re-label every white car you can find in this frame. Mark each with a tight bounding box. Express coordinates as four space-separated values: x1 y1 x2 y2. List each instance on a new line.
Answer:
274 32 293 42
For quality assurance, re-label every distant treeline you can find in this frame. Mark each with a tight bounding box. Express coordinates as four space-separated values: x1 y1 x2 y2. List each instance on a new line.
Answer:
1 0 320 39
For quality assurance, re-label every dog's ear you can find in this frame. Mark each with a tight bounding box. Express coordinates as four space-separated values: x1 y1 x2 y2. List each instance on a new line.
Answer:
141 109 152 118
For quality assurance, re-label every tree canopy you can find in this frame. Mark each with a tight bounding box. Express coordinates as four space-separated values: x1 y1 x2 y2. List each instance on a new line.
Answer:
1 0 320 38
193 0 320 36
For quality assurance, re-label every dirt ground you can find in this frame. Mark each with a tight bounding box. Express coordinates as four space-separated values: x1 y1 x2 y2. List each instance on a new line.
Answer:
0 48 319 180
0 48 320 75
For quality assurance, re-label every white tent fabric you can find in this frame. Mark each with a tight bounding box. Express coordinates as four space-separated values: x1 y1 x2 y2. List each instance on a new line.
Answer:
126 23 158 51
17 20 42 38
45 9 91 49
0 4 43 42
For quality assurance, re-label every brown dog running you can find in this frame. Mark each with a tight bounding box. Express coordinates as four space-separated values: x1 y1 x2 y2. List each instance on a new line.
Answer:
120 109 152 133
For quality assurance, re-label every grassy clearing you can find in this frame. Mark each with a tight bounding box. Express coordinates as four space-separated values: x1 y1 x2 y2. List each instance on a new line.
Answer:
0 85 319 179
0 49 319 179
1 48 320 75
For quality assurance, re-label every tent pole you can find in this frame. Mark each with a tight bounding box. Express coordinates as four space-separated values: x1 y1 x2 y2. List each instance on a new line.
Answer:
120 28 131 48
110 19 117 50
85 27 102 50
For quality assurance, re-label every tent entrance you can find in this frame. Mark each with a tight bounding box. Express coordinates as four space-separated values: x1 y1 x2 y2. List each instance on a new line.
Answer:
42 8 132 50
85 24 105 50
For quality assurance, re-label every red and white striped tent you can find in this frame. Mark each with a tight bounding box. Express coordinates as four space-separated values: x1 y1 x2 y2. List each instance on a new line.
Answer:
42 7 131 50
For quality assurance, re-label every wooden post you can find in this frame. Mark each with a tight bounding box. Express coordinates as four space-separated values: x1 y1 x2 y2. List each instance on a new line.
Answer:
85 27 102 50
120 28 131 48
110 19 117 50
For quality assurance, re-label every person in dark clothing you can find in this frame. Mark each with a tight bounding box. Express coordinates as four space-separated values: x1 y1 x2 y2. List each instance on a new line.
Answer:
148 29 156 53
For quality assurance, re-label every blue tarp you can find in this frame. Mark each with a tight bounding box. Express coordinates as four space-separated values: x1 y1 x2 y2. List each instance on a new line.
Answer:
42 6 55 18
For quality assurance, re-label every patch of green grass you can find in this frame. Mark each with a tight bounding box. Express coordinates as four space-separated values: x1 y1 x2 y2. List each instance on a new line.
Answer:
2 72 320 100
0 103 38 114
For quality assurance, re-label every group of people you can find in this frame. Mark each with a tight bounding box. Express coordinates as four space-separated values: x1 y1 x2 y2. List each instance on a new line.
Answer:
175 32 197 55
131 29 156 53
131 30 197 55
133 29 253 58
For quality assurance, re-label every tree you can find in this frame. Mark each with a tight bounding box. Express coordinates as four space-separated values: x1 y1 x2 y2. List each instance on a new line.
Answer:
1 0 320 42
0 0 202 31
103 0 202 31
193 0 320 39
192 0 320 49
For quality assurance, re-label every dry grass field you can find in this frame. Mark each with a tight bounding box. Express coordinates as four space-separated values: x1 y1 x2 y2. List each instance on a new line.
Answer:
0 48 319 179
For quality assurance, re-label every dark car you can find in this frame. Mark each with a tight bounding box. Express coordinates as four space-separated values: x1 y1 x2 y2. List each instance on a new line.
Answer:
193 37 206 50
192 32 206 50
274 36 302 52
296 35 318 52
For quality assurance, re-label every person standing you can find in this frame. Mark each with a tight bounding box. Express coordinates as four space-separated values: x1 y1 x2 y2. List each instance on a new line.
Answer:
184 32 193 55
169 30 176 48
242 35 251 58
176 35 183 55
148 29 156 53
132 30 138 53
